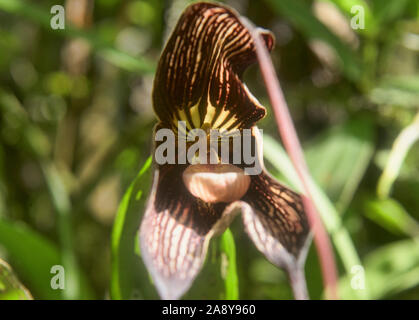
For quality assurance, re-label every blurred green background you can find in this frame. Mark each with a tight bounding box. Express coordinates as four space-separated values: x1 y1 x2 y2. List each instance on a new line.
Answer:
0 0 418 300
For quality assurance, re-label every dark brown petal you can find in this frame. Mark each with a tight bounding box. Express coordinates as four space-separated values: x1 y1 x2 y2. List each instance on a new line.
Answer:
238 172 311 299
242 172 311 265
152 2 274 133
236 126 311 298
139 164 231 299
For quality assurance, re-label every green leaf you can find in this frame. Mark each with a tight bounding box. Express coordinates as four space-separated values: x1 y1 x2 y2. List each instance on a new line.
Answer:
265 0 361 80
0 219 92 299
110 156 153 300
377 113 419 198
305 117 374 212
220 228 239 300
371 0 411 25
339 239 419 299
0 219 62 299
369 76 419 108
364 198 419 237
0 259 32 300
0 89 51 158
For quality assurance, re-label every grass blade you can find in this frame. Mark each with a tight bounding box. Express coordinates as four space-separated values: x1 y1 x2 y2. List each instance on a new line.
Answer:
42 162 80 300
220 228 239 300
111 156 152 300
377 113 419 199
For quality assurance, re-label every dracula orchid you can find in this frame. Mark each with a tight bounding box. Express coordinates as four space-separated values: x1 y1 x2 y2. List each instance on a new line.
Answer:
139 2 311 300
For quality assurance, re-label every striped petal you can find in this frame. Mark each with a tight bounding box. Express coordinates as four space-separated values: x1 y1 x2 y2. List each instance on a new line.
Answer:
241 172 311 268
139 164 241 299
153 2 274 134
239 127 311 298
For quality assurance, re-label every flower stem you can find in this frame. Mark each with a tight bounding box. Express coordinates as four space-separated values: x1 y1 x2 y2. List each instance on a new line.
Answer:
288 265 308 300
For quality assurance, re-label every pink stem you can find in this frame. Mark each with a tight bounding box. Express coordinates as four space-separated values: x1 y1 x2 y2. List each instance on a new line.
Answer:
248 23 338 300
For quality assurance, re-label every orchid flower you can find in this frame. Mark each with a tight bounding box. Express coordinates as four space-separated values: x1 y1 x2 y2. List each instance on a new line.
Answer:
139 2 311 300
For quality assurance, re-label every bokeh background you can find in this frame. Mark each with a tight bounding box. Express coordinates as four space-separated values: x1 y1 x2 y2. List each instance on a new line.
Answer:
0 0 419 300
